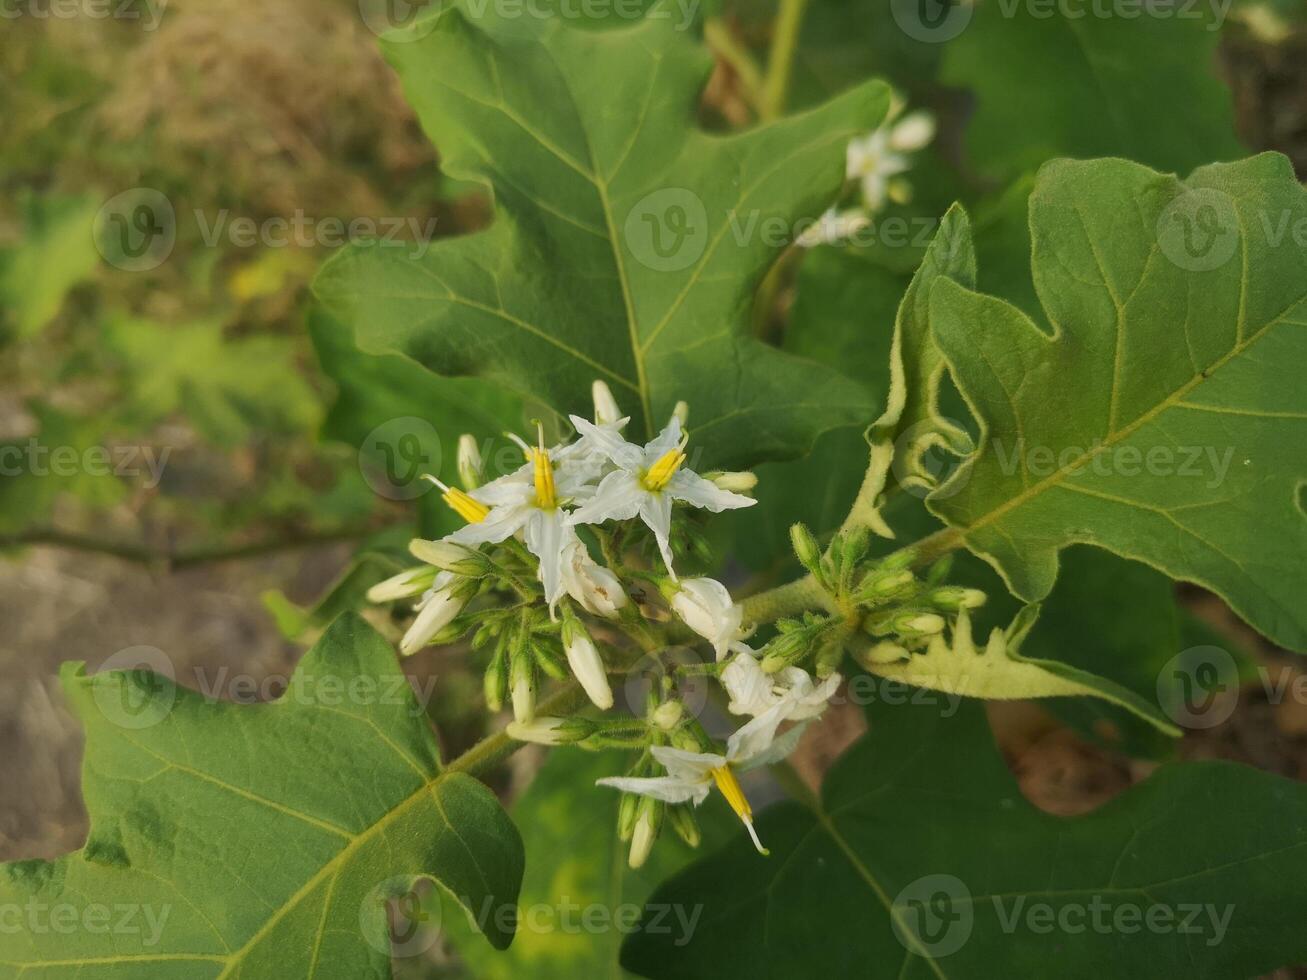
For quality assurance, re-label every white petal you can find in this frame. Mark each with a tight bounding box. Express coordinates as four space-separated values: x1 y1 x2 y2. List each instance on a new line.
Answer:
861 172 888 211
737 720 809 772
524 510 571 611
666 470 756 512
595 775 708 806
889 111 935 152
725 700 791 765
569 414 644 470
639 492 676 578
566 470 646 527
650 745 725 781
643 415 683 461
722 653 779 716
445 503 529 546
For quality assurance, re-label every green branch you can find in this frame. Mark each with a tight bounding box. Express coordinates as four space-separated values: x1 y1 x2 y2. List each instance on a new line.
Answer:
760 0 811 120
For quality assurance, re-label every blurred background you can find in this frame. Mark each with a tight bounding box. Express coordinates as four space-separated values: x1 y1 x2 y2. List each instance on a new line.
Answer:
4 0 1307 975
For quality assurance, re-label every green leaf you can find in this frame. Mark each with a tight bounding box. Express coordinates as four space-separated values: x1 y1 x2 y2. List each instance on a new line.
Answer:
929 154 1307 652
941 3 1242 181
0 193 101 339
105 316 320 447
0 614 524 977
447 747 732 979
623 696 1307 979
313 7 890 469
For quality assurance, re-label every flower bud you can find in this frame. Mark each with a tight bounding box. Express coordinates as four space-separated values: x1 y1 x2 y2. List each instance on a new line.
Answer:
707 471 758 494
667 805 701 849
366 565 437 603
592 380 622 425
672 400 689 426
927 587 987 611
789 523 822 573
628 798 663 869
399 575 470 656
854 640 910 669
510 647 536 723
890 612 945 639
457 434 483 489
814 638 846 679
408 538 484 575
618 792 640 841
483 650 508 712
650 700 684 731
759 632 809 674
563 622 613 710
506 716 594 746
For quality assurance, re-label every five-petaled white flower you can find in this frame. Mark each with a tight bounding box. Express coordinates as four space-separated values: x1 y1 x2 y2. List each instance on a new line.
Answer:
721 650 841 722
437 426 596 613
671 577 751 661
796 207 871 249
565 414 755 578
595 700 803 855
846 110 935 211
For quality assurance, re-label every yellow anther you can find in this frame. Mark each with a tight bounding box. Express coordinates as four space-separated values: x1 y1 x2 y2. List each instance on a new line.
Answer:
424 476 490 524
532 424 557 510
642 447 686 491
710 766 752 822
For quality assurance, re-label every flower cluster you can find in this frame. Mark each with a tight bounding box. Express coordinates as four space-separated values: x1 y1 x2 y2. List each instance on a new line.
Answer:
369 382 984 869
797 97 936 249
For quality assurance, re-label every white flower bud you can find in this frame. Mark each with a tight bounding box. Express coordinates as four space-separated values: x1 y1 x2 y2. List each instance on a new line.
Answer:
651 700 684 731
408 538 482 575
366 566 437 603
564 628 613 710
592 380 622 425
457 434 483 489
628 804 660 869
562 543 628 619
399 574 467 656
506 716 591 745
511 674 535 724
708 471 758 493
672 400 689 426
671 578 744 662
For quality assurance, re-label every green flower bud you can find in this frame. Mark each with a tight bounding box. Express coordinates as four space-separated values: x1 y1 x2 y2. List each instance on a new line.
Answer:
789 523 822 573
667 805 701 849
457 434 483 490
408 538 484 576
506 716 594 745
618 792 640 841
483 649 508 713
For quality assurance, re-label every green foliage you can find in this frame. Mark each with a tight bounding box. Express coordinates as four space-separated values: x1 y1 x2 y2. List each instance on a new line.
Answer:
623 695 1307 979
0 615 524 977
930 155 1307 651
315 6 888 468
0 193 101 339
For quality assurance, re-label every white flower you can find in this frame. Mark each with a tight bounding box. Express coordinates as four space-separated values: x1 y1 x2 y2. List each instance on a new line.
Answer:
564 414 755 578
596 702 801 856
846 109 935 211
441 427 595 613
796 207 871 249
399 572 468 656
366 565 436 603
721 651 841 722
563 623 613 710
560 539 628 618
671 577 750 661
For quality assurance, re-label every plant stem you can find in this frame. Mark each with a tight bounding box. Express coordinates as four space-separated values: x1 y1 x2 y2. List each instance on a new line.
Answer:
446 682 587 777
704 17 765 112
760 0 810 120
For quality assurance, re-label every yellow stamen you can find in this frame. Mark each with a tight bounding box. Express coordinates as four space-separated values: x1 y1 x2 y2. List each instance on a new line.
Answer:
642 445 687 491
532 424 557 509
424 476 489 524
711 765 769 855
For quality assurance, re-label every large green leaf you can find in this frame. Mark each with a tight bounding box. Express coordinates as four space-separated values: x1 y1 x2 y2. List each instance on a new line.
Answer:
0 614 524 978
447 747 732 979
314 6 889 469
929 154 1307 652
623 696 1307 979
941 2 1242 181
